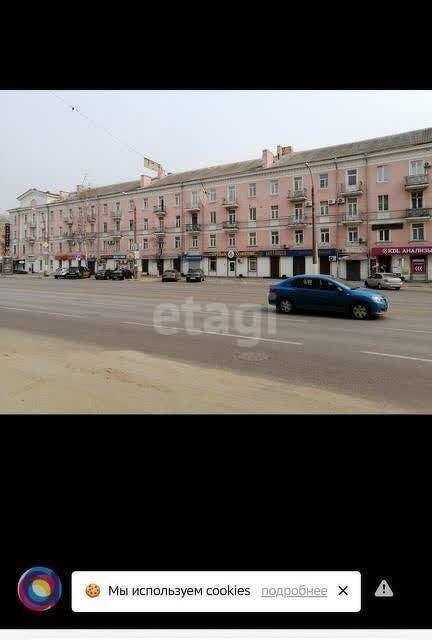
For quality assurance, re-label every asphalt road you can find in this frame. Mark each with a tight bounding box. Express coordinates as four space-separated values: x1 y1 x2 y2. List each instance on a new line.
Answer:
1 275 432 412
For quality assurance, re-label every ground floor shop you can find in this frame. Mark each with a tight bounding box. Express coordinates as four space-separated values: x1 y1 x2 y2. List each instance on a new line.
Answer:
371 246 432 281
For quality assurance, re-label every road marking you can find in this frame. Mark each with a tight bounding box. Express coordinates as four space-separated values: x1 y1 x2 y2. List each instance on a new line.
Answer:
121 322 303 346
0 306 85 319
359 350 432 363
382 327 432 335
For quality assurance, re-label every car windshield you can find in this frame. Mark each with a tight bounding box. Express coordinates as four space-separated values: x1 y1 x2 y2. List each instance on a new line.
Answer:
326 277 354 291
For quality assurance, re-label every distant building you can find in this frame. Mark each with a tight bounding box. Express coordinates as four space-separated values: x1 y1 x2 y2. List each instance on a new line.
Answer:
7 127 432 280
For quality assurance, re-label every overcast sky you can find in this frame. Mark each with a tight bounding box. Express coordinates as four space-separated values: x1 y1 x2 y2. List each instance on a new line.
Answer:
1 90 432 212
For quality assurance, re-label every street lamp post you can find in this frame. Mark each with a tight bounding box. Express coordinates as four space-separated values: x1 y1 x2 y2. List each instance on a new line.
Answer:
305 162 318 274
133 203 138 279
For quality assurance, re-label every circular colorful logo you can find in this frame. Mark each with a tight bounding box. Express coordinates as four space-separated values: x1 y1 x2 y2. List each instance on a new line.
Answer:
17 567 62 612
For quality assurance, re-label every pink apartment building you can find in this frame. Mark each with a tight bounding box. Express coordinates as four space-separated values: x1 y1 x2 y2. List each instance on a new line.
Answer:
6 127 432 281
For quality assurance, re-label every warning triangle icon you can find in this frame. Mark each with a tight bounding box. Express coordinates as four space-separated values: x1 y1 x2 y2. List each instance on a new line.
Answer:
375 579 394 597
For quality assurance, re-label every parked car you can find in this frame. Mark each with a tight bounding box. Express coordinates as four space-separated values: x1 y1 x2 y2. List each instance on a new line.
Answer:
122 268 134 279
110 270 125 280
162 269 181 282
365 272 402 290
268 275 390 320
13 268 28 274
54 267 68 279
64 266 91 279
186 268 205 282
94 269 114 280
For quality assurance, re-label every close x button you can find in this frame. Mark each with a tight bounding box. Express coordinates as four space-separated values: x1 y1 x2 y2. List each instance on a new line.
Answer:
338 585 349 596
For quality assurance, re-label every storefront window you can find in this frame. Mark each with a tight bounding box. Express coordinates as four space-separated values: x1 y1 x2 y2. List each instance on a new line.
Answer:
248 257 257 272
209 258 217 272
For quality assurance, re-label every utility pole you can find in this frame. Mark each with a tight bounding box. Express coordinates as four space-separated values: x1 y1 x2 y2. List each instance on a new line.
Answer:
305 162 318 274
134 202 138 279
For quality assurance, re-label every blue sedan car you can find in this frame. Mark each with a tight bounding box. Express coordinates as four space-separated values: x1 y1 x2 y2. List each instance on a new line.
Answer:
268 274 389 320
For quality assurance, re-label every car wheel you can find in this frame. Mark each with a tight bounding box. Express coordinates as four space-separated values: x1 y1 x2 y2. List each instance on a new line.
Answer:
352 303 370 320
276 298 295 314
396 287 401 291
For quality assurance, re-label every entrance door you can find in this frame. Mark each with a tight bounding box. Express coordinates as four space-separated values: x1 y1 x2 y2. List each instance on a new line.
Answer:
228 259 236 276
319 256 331 275
157 259 164 275
411 257 426 281
270 256 280 278
346 260 361 281
142 259 149 274
173 258 181 272
87 260 95 275
293 255 306 276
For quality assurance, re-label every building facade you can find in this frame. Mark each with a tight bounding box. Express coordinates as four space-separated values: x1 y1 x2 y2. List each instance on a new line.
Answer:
6 127 432 280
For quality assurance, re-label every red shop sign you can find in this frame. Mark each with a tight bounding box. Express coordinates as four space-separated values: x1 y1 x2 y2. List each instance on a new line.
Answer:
371 246 432 256
412 259 426 273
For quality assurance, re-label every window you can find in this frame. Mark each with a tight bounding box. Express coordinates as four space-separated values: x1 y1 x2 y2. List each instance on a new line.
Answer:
295 229 303 244
249 183 256 197
412 223 425 241
320 228 330 243
227 185 236 202
410 159 424 175
143 218 148 230
412 191 423 209
249 207 256 221
270 180 279 195
91 206 95 215
320 278 338 291
23 245 25 254
14 216 17 225
228 211 236 224
24 229 27 239
271 205 279 219
378 228 390 242
348 198 358 216
129 239 134 251
208 188 216 202
175 236 181 249
91 224 94 233
320 201 329 216
24 214 27 224
116 202 120 212
192 236 199 248
228 233 236 247
175 194 180 206
347 169 357 186
59 243 62 252
190 191 198 206
143 198 148 208
294 176 303 191
319 174 329 189
129 220 134 230
50 226 53 235
143 238 148 249
103 204 108 214
348 226 358 243
103 222 108 233
13 246 16 255
248 257 257 272
378 195 389 211
377 165 389 182
173 215 180 228
210 211 216 224
209 234 216 247
295 277 319 289
209 258 217 272
129 200 134 210
294 206 303 221
103 241 107 251
271 230 279 245
249 232 257 246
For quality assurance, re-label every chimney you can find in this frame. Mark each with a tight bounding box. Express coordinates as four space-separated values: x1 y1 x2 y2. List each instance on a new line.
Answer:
140 174 152 188
281 145 293 155
262 149 274 168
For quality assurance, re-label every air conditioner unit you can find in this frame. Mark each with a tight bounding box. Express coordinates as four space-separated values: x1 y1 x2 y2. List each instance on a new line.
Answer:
305 200 312 207
328 199 336 205
337 197 345 204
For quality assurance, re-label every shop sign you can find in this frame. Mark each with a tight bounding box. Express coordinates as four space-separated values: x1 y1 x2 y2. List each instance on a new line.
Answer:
203 251 228 257
112 254 127 260
237 251 257 257
412 259 426 273
371 246 432 256
227 249 236 259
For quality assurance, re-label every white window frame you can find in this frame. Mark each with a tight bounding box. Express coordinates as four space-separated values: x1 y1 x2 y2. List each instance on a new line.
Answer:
320 228 330 243
249 232 257 246
143 238 148 249
209 234 216 248
208 188 216 203
248 183 256 197
295 229 304 244
175 236 181 249
348 198 358 217
210 211 216 224
410 159 424 176
347 169 358 186
412 223 425 241
412 191 423 209
319 201 329 216
377 165 389 183
378 195 389 211
228 234 236 247
227 185 236 202
248 257 257 272
209 258 217 272
319 174 329 189
143 198 148 208
378 228 391 242
176 216 181 228
191 191 199 206
271 205 279 219
192 236 199 248
294 206 303 222
143 218 148 230
249 207 256 221
271 230 279 245
294 176 303 191
348 226 358 243
175 194 180 206
270 180 279 195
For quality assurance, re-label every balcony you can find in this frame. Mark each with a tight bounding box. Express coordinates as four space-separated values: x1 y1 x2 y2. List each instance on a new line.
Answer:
288 215 308 227
185 224 202 232
288 188 307 202
405 174 429 190
152 227 166 237
341 213 364 224
338 181 364 197
86 231 96 239
222 221 239 230
64 218 73 226
111 211 122 221
111 230 122 239
153 205 167 216
222 198 239 209
186 202 201 212
405 207 431 220
87 213 97 223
